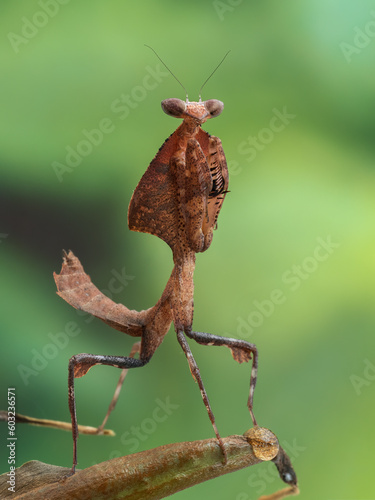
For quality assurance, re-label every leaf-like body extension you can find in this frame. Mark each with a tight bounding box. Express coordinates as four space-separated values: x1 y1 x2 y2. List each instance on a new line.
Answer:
128 131 181 251
128 125 224 255
230 346 252 364
54 251 146 337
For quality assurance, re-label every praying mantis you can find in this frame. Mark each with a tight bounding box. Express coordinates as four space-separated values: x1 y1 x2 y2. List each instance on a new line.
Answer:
54 55 259 473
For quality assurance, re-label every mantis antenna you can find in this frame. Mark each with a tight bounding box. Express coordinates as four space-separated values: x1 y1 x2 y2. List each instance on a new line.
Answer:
145 44 189 102
198 50 231 101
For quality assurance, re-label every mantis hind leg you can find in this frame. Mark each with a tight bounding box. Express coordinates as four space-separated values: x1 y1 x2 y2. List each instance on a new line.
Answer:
176 330 227 463
68 345 151 473
184 329 258 426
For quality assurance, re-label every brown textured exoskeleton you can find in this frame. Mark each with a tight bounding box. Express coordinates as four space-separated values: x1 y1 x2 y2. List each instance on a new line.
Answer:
54 94 258 473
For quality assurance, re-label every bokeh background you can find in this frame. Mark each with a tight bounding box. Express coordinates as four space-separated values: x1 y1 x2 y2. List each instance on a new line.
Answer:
1 1 375 498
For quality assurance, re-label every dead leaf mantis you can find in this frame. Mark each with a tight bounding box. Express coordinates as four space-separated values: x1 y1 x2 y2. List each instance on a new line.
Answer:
54 51 259 473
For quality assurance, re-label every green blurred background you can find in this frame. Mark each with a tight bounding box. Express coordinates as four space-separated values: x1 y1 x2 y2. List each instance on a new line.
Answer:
1 1 375 498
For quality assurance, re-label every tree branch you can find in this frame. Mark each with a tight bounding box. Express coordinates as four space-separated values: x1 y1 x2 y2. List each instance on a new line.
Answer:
0 427 298 500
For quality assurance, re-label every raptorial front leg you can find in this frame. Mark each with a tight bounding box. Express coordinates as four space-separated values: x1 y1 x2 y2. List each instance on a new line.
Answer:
96 341 141 435
184 329 258 426
176 330 227 463
68 350 150 474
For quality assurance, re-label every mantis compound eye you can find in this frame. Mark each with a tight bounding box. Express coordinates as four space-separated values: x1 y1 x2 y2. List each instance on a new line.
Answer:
204 99 224 117
161 98 187 118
